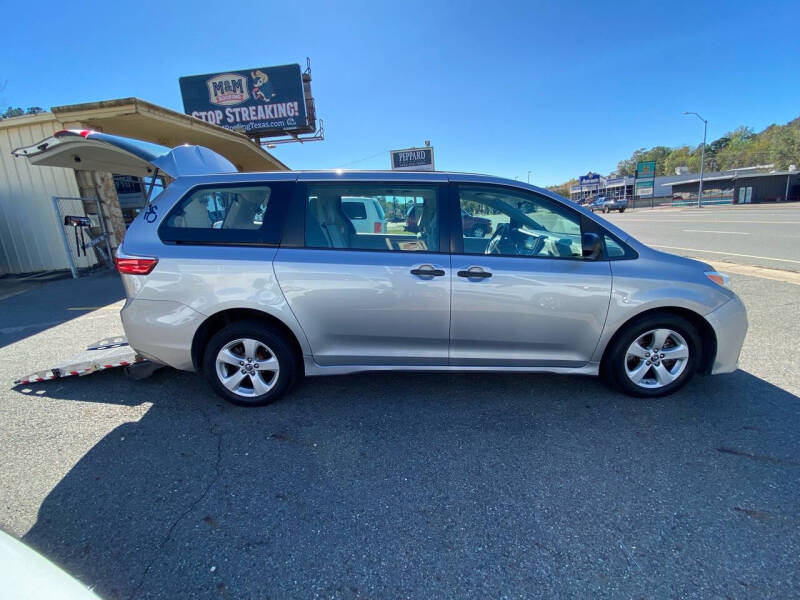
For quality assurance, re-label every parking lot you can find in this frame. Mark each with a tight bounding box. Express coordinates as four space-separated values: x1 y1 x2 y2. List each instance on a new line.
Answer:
1 203 799 599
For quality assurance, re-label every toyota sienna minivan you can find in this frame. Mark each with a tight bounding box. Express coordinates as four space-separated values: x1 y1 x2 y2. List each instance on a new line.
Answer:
15 131 748 406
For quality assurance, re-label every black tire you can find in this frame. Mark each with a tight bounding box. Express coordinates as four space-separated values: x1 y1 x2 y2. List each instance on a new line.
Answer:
203 320 298 406
602 312 701 398
619 207 626 213
603 206 610 213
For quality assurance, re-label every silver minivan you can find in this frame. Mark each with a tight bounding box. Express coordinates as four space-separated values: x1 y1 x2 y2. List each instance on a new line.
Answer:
16 131 748 406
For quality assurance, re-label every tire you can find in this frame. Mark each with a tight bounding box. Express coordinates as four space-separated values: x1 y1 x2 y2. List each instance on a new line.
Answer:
203 320 298 406
619 207 626 213
602 312 701 398
471 225 488 238
603 206 610 213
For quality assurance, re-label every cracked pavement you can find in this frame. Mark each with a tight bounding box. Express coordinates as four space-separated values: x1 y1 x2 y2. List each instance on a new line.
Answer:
1 236 799 598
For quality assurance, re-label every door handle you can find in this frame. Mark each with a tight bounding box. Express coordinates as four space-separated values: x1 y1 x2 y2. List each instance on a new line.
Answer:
410 266 445 277
457 268 492 279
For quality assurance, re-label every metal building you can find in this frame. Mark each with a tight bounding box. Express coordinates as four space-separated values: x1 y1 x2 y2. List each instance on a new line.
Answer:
0 98 288 275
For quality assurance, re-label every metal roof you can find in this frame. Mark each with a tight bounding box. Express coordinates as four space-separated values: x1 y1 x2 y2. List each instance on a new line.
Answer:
663 170 798 186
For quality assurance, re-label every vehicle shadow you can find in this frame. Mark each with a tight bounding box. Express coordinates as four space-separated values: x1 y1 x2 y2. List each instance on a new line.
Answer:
0 270 124 349
18 368 800 599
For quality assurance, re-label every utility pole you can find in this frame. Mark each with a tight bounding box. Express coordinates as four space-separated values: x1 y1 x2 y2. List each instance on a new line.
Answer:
527 170 531 184
684 112 707 208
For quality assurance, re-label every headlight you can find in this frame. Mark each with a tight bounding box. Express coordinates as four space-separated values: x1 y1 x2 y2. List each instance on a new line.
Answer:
705 271 731 288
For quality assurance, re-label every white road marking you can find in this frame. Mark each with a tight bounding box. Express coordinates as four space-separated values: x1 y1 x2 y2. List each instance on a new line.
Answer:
616 218 800 224
651 245 800 265
683 229 749 235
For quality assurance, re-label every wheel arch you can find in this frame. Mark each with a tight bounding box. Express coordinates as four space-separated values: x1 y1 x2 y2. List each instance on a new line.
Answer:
191 308 305 375
599 306 717 376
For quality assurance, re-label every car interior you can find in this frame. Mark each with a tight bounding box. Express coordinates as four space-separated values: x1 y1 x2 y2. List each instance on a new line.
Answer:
305 186 439 252
459 189 583 257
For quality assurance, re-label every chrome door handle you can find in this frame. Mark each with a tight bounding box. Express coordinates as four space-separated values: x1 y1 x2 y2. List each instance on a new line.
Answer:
411 266 445 277
457 268 492 279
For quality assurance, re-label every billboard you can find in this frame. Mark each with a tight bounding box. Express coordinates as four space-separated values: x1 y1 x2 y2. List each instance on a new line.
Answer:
391 147 435 171
635 180 654 196
179 64 309 137
636 161 656 179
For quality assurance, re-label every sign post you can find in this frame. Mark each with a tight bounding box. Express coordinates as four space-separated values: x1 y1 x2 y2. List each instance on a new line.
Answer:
390 147 435 171
635 160 656 209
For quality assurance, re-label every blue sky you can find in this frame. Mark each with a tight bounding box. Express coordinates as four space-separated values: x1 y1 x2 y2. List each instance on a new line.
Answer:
4 0 798 185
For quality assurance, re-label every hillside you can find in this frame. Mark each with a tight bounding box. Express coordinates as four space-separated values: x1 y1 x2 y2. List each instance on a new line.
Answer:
548 115 800 195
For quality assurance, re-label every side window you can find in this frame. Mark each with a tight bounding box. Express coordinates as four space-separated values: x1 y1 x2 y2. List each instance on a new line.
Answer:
604 235 627 258
165 186 269 230
305 184 440 252
458 185 583 258
160 183 290 245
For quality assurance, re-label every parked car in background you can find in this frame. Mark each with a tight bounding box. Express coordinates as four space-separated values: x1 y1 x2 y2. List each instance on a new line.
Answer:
407 205 493 237
589 196 627 213
16 130 748 407
341 196 387 233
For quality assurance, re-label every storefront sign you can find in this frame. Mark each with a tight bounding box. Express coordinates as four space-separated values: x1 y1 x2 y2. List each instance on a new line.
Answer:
635 180 654 196
179 64 308 137
391 147 435 171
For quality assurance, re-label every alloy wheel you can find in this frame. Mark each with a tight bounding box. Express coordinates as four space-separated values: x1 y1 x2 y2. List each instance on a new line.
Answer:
215 338 279 398
624 328 690 389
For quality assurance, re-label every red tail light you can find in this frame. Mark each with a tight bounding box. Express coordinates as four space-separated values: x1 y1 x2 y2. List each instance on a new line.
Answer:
115 256 158 275
374 222 382 233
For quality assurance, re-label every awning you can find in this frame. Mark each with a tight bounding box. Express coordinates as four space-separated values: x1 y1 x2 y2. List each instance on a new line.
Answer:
51 97 288 173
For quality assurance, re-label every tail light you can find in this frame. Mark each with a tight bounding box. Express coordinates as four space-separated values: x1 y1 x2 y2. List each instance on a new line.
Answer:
374 222 383 233
115 255 158 275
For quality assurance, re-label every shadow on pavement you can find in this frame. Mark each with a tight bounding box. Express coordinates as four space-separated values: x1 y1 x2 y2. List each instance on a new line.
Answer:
19 368 800 599
0 270 123 349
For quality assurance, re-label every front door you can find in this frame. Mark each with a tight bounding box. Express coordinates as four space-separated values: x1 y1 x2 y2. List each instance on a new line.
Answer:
274 181 451 366
449 183 612 367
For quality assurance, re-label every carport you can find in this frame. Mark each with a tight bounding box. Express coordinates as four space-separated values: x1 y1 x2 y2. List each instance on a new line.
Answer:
0 98 288 276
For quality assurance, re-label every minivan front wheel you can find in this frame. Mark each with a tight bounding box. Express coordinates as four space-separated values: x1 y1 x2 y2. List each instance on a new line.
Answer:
203 320 297 406
604 313 700 397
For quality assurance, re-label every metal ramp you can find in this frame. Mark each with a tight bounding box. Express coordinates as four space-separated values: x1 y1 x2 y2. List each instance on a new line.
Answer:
13 337 155 385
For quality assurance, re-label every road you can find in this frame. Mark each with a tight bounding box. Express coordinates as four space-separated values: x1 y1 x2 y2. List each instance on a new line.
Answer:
609 203 800 272
0 204 798 599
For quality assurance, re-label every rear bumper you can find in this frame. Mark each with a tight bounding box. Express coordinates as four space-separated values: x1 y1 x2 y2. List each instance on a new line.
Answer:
705 295 748 375
120 298 205 371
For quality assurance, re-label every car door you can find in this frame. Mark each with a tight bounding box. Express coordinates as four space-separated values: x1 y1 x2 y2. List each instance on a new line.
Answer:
273 177 451 366
449 181 612 367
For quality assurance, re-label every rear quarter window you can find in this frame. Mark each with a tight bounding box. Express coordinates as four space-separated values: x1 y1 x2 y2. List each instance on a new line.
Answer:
158 182 292 245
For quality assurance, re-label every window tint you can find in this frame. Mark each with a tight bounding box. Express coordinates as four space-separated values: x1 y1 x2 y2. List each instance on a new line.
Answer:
165 186 270 230
341 200 367 220
160 182 291 245
604 234 627 258
306 184 439 252
458 185 583 258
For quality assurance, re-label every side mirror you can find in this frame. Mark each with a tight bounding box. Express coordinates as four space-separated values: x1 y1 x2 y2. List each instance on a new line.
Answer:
581 232 603 260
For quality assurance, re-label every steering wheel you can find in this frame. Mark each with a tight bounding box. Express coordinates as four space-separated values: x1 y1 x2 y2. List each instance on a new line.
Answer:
485 223 509 255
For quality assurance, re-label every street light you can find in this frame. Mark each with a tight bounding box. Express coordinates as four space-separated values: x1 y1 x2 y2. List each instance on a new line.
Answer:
527 170 532 184
684 111 707 208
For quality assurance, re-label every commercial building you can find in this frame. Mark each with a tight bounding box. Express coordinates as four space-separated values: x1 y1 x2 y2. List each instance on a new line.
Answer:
0 98 287 275
669 170 800 204
569 167 799 206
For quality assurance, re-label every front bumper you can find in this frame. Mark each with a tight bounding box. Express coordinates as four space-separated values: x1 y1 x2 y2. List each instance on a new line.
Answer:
120 298 206 371
705 294 748 374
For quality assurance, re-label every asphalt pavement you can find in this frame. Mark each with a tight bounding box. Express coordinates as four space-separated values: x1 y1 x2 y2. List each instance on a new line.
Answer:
1 204 799 599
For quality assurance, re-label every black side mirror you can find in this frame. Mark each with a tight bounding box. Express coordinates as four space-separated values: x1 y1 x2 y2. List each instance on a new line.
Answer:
581 232 603 260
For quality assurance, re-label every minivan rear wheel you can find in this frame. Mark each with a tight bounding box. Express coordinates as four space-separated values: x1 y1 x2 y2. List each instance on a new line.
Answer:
203 320 297 406
603 313 700 397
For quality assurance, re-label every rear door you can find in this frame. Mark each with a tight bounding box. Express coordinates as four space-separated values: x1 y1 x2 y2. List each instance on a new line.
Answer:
12 129 237 178
273 176 451 366
449 181 612 367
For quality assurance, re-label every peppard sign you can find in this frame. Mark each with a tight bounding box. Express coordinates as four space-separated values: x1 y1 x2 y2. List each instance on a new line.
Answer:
390 147 435 171
179 64 308 137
